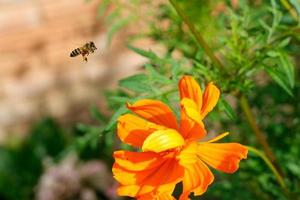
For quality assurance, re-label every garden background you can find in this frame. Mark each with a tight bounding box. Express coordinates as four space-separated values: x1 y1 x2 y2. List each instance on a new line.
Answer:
0 0 299 199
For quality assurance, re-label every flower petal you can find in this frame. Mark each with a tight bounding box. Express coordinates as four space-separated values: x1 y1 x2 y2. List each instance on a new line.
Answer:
179 76 203 109
114 151 163 171
197 142 248 173
126 99 178 130
117 185 140 197
201 82 220 118
138 192 176 200
206 132 229 143
179 159 214 200
142 129 184 153
177 142 198 166
118 114 165 147
180 98 202 124
113 154 184 197
180 98 206 140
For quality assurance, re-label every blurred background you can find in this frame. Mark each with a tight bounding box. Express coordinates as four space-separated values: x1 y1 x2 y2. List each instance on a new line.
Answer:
0 0 149 141
0 0 299 200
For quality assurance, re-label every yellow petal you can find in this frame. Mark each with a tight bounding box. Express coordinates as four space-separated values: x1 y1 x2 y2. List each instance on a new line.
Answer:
180 98 203 125
117 185 140 197
142 129 184 153
201 82 220 118
177 142 198 166
206 132 229 143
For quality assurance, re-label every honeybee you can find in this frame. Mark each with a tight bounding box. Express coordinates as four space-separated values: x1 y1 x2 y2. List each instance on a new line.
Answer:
70 41 97 62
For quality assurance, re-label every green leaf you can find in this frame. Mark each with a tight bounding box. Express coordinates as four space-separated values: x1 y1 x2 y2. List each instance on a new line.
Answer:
127 45 158 59
119 74 152 92
286 162 300 178
96 0 111 18
219 97 237 121
265 67 293 96
278 37 291 48
266 50 278 58
107 15 133 45
108 96 129 104
145 64 172 84
289 0 300 19
193 60 210 77
104 105 127 132
90 105 107 123
171 61 181 82
278 52 295 88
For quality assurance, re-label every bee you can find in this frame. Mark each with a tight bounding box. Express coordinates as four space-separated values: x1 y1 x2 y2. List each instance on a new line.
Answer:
70 41 97 62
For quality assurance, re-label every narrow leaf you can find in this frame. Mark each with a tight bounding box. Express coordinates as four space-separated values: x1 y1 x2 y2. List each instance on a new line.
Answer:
104 105 127 132
127 45 158 59
145 64 172 84
119 74 151 92
219 97 237 121
265 67 293 96
278 52 295 88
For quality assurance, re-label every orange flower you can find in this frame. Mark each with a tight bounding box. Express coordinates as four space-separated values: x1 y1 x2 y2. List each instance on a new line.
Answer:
113 76 248 200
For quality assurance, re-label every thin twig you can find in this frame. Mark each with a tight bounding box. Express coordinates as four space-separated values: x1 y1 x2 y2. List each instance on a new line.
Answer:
169 0 224 70
240 95 276 162
247 146 285 188
280 0 299 22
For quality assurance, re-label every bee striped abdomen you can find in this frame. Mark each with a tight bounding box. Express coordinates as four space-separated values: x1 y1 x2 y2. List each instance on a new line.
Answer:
70 48 81 57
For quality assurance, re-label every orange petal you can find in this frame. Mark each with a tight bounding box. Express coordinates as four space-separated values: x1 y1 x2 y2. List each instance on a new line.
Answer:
179 159 214 200
178 76 202 109
118 114 165 147
138 192 176 200
201 82 220 118
180 98 206 140
113 155 184 197
114 151 163 171
197 142 248 173
142 129 184 153
127 99 178 130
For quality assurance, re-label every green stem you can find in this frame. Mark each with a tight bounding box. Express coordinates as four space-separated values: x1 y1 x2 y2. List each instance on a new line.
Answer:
240 95 276 162
247 146 288 193
280 0 299 22
169 0 224 70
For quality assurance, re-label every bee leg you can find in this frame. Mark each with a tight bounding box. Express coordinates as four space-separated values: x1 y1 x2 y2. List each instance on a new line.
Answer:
82 55 88 62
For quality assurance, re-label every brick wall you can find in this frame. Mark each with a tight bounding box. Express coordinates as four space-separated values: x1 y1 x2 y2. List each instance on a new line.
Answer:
0 0 147 142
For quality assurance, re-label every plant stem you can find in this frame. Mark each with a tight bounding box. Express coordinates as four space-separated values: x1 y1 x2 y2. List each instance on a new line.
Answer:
240 95 275 161
169 0 285 179
169 0 224 70
240 95 285 175
247 146 290 196
280 0 299 22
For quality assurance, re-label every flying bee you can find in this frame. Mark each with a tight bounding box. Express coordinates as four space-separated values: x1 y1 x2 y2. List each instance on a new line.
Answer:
70 41 97 62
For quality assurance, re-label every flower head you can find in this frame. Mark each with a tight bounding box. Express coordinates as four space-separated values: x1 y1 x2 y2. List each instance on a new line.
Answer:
113 76 248 200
